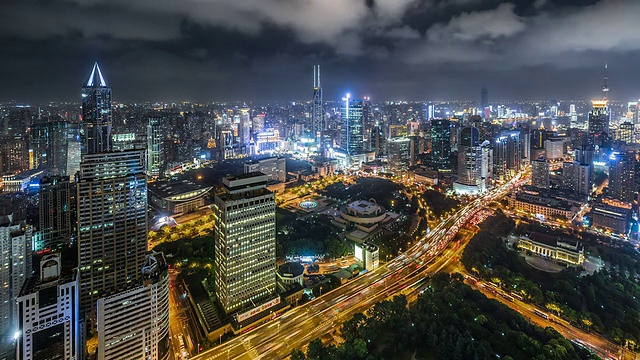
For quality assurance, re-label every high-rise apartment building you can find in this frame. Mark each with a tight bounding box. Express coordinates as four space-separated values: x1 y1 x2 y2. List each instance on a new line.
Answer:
82 63 112 155
15 253 81 360
147 117 165 178
213 173 276 314
50 120 69 175
35 176 71 252
430 119 451 171
312 65 324 141
340 94 365 158
562 161 591 196
455 127 492 194
531 158 550 189
608 151 635 203
493 131 521 180
619 122 633 144
76 150 148 318
0 216 33 334
29 121 50 170
96 252 170 360
387 137 412 173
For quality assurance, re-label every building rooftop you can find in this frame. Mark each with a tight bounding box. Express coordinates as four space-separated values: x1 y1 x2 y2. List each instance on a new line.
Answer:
278 262 304 278
148 179 211 199
526 232 558 247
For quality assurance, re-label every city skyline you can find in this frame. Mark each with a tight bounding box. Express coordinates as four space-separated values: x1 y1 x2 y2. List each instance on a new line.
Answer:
1 1 640 102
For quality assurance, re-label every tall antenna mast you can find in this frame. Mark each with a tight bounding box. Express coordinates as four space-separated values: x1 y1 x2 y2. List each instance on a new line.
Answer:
317 65 321 88
602 62 610 101
313 65 316 88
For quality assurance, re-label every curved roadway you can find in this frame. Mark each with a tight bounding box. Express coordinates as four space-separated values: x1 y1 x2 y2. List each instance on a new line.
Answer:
193 172 528 360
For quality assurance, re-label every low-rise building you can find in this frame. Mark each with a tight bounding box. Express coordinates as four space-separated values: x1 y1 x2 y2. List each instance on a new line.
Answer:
276 262 304 292
518 233 584 265
335 199 388 234
509 186 582 219
590 203 631 235
355 242 379 271
148 179 212 215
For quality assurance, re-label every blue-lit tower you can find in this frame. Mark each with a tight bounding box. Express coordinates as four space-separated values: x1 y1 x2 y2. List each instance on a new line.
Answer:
82 62 112 154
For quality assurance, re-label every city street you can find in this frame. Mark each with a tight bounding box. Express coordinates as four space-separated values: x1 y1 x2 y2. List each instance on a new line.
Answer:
169 269 205 360
191 171 528 360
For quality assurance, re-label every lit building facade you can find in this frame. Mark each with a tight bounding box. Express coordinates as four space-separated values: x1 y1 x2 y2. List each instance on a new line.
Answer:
608 151 635 203
0 217 33 334
311 65 324 141
35 176 71 252
82 63 112 155
430 119 451 171
76 150 148 319
213 173 276 314
96 253 170 360
340 95 365 159
147 117 165 178
531 158 550 189
16 254 81 360
386 137 412 173
518 233 584 266
244 157 286 183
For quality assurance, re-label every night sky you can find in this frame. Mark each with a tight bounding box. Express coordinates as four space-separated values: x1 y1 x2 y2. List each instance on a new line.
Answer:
1 0 639 103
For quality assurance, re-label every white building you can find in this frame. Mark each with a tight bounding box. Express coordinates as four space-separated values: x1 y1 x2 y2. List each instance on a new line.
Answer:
15 254 81 360
355 242 379 271
96 252 170 360
544 138 565 160
518 233 584 265
213 173 276 314
0 216 33 334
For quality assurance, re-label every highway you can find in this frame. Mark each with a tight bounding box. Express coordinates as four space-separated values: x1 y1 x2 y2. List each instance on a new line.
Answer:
169 269 205 360
192 171 528 360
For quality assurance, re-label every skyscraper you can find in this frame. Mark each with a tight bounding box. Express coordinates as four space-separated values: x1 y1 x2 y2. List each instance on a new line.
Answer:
608 151 635 203
213 173 276 314
340 94 365 157
82 63 112 154
588 64 611 147
493 131 521 180
387 137 412 173
96 252 170 360
50 120 69 175
480 86 489 116
430 119 451 171
0 216 33 335
531 158 550 189
16 253 81 360
76 150 148 319
35 175 71 252
147 117 165 178
455 127 492 194
312 65 324 141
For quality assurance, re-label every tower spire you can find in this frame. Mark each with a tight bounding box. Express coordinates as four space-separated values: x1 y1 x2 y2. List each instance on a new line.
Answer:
602 62 609 101
317 65 321 88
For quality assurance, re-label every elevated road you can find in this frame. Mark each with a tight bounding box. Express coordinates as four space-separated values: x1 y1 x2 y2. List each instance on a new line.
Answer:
193 172 528 360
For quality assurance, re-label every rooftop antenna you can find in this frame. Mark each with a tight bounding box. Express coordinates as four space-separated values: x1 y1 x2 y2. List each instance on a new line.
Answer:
602 62 610 101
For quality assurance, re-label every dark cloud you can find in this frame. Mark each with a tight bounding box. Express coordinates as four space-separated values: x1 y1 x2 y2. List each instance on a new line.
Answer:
0 0 639 102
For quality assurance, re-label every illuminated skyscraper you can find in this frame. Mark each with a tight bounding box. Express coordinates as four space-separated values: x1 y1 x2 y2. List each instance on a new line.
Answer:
213 173 276 314
147 117 165 178
16 253 81 360
480 86 489 117
493 131 521 180
0 217 33 335
387 137 412 173
588 64 611 147
455 127 492 194
430 119 451 171
76 150 148 320
81 63 112 154
312 65 324 141
35 175 71 252
608 151 635 203
340 94 365 157
531 158 550 189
